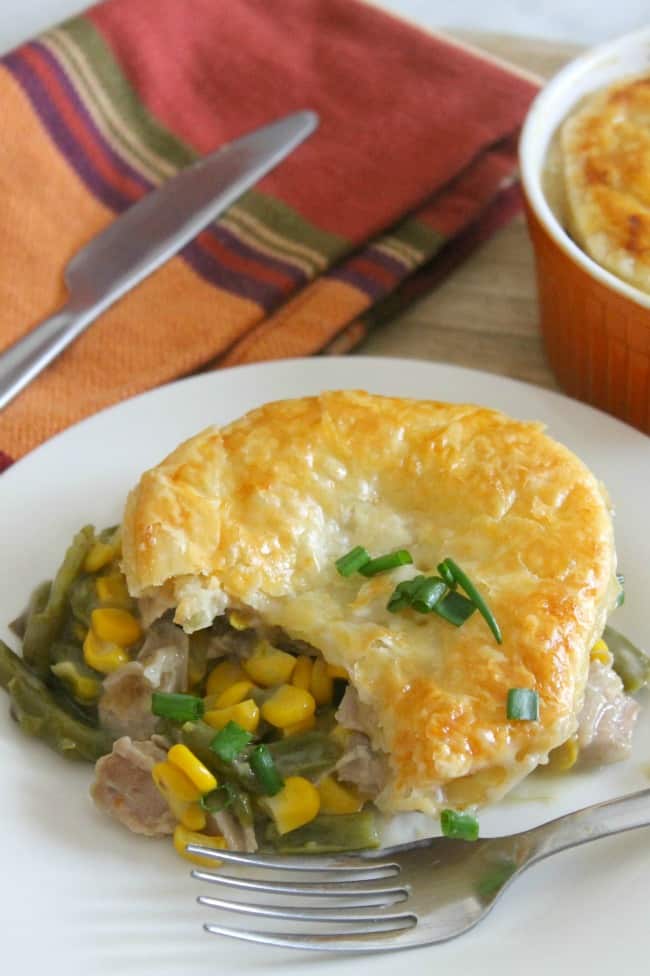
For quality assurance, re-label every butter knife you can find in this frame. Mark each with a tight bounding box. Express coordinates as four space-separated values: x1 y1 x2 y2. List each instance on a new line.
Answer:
0 109 318 411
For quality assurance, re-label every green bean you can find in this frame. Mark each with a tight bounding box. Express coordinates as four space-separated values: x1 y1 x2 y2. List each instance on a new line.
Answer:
68 575 98 628
264 812 379 853
605 625 650 693
9 581 51 639
22 526 95 676
0 641 112 761
267 731 342 780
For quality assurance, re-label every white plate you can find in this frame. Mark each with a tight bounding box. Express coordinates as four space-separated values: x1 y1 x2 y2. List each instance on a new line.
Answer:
1 356 648 975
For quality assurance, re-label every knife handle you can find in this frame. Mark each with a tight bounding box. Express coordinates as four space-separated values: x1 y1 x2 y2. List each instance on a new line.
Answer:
0 303 97 411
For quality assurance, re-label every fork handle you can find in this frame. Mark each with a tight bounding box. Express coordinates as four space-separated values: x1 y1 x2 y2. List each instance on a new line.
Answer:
0 302 97 411
526 787 650 863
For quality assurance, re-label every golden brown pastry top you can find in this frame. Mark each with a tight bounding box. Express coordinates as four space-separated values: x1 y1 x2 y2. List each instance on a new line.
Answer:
561 74 650 293
122 392 617 814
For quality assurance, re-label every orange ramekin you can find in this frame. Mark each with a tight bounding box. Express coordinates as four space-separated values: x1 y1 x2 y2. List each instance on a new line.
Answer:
520 29 650 435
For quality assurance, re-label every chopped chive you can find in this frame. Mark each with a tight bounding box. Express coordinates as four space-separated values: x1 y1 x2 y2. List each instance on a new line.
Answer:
359 549 413 577
386 575 426 612
440 809 479 842
151 691 204 723
433 590 477 626
335 546 370 577
250 744 285 796
616 572 625 608
440 558 502 644
210 720 253 763
506 688 539 721
200 782 236 814
437 560 457 589
411 577 448 613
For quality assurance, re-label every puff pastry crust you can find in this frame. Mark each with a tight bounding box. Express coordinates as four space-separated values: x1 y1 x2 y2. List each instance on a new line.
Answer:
122 392 617 814
562 74 650 293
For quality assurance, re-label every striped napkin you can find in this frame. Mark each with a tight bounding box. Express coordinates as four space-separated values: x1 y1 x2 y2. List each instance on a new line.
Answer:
0 0 538 468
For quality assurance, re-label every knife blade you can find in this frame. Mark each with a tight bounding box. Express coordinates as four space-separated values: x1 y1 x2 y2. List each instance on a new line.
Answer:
0 109 318 411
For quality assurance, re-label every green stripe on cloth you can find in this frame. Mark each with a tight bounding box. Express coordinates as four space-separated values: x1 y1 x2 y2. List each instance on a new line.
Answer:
45 15 346 277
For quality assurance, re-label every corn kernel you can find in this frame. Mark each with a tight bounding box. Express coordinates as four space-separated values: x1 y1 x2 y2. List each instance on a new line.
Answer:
50 661 101 703
204 699 260 733
205 660 246 697
547 736 580 772
215 680 254 708
282 715 317 737
317 775 363 814
243 640 296 687
83 629 129 674
261 684 316 728
173 824 226 867
152 761 202 803
590 639 611 665
291 655 313 690
83 541 116 573
180 803 207 831
167 744 217 794
310 658 333 706
260 776 320 835
91 607 142 647
228 610 252 631
95 574 132 607
326 663 349 680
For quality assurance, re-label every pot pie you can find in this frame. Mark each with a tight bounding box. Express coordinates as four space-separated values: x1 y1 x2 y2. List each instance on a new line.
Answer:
548 73 650 294
1 392 645 858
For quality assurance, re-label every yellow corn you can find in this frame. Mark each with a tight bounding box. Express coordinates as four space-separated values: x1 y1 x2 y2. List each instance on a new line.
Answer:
326 663 349 680
50 661 101 703
215 680 254 708
547 736 580 772
204 699 260 733
167 744 217 794
83 541 116 573
291 655 313 690
310 658 333 706
152 761 202 804
590 639 611 665
173 824 226 867
282 715 317 737
228 610 252 631
205 660 246 697
243 640 296 687
95 574 132 607
261 684 316 729
260 776 320 835
91 607 142 647
317 775 364 814
82 629 129 674
179 803 207 831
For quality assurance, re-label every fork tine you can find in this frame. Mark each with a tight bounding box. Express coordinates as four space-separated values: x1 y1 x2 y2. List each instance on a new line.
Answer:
188 846 399 876
203 919 418 952
191 869 409 902
198 893 414 924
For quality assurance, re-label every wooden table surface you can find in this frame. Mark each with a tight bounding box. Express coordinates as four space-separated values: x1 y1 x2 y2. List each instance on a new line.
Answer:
359 33 581 389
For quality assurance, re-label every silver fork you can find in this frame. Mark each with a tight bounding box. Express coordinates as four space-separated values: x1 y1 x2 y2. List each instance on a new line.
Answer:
188 787 650 953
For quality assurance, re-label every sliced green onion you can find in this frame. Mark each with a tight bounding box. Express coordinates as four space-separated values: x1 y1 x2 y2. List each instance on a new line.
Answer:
433 591 476 626
359 549 413 577
386 575 426 612
440 809 479 842
411 577 447 613
335 546 370 577
200 782 236 814
506 688 539 721
616 573 625 608
210 720 253 763
437 561 457 588
439 558 502 644
151 691 204 723
250 744 285 796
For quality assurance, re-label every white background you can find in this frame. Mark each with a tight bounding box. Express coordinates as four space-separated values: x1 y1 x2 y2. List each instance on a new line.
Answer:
0 0 648 54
